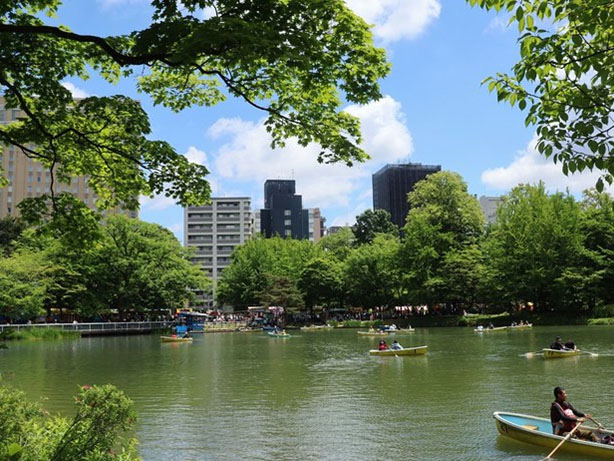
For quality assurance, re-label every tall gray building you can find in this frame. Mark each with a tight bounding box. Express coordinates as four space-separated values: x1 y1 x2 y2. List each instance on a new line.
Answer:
372 163 441 228
184 197 252 308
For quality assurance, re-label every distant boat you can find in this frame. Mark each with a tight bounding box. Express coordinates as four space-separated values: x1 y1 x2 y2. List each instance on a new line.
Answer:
160 335 193 343
542 348 582 359
357 330 389 336
494 411 614 458
267 331 291 338
507 323 533 330
369 345 427 356
474 326 507 332
390 328 415 334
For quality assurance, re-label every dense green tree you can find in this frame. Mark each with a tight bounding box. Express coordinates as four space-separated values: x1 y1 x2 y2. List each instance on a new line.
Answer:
468 0 614 190
256 274 304 310
0 0 389 228
482 183 584 311
0 250 48 321
344 234 402 309
0 383 138 461
298 256 344 309
216 236 318 308
400 171 484 305
352 209 398 246
0 216 26 256
89 216 208 316
317 227 354 261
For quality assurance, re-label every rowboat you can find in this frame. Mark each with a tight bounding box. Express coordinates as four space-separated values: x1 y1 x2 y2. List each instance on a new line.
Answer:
508 323 533 330
390 328 415 334
474 326 507 332
160 335 193 343
357 330 389 336
542 348 582 359
267 331 291 338
369 345 427 356
494 411 614 458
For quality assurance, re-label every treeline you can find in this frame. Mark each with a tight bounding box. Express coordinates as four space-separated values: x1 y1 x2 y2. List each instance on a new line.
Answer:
0 215 208 322
218 171 614 314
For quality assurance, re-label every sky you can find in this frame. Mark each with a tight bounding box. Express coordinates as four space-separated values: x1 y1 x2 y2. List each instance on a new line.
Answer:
51 0 606 242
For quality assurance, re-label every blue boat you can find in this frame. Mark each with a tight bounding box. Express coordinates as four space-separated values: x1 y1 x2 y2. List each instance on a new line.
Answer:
494 412 614 458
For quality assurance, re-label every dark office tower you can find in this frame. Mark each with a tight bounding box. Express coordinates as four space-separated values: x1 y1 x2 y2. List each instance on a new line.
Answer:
372 163 441 228
261 179 309 239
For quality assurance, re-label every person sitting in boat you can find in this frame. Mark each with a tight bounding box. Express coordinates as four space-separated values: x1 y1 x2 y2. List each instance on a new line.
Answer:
388 324 398 331
564 339 577 350
550 387 599 442
550 336 565 350
378 340 388 351
182 331 190 339
390 340 403 350
487 322 494 329
368 326 377 333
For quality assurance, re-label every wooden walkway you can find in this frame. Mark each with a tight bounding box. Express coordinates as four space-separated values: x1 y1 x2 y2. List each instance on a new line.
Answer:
0 321 173 336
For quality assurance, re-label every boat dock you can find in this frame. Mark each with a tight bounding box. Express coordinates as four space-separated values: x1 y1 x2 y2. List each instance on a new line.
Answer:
0 321 174 337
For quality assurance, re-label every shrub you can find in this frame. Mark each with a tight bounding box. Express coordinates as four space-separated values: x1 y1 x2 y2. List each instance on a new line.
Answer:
0 383 139 461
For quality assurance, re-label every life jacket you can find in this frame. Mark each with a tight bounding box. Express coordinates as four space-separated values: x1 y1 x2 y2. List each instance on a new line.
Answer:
554 403 577 433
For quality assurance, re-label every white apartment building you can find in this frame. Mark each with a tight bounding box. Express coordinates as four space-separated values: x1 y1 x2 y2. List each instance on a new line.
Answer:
479 195 502 224
184 197 252 308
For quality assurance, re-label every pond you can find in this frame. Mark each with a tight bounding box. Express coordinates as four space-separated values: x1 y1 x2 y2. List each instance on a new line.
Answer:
1 325 613 460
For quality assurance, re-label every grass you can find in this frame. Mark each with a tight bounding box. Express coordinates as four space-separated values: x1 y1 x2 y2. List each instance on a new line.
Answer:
2 328 81 341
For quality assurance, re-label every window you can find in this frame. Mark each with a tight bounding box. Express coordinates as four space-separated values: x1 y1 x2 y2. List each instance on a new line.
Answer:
11 109 19 120
284 209 291 216
285 229 292 236
284 219 291 226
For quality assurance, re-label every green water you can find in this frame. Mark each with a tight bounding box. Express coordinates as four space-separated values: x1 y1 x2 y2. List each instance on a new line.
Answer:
1 326 613 460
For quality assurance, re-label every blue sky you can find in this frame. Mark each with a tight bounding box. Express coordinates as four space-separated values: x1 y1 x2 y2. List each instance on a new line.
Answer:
53 0 604 241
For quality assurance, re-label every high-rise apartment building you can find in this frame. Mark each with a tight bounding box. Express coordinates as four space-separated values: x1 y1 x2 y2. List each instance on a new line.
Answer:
479 195 502 224
372 163 441 228
184 197 252 308
0 99 137 219
260 179 309 239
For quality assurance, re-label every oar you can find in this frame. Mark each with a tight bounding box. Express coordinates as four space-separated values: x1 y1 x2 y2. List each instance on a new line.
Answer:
588 416 605 429
521 351 543 358
579 350 599 357
541 422 583 460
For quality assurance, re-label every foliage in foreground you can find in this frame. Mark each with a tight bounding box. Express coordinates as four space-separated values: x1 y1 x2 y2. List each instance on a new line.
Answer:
0 383 139 461
467 0 614 190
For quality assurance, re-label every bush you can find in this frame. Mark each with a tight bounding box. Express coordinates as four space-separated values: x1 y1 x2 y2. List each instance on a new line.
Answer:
591 305 614 318
0 383 139 461
588 317 614 326
3 328 80 341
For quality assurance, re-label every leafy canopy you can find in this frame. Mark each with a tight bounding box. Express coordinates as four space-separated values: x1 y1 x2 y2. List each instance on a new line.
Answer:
468 0 614 191
0 0 389 219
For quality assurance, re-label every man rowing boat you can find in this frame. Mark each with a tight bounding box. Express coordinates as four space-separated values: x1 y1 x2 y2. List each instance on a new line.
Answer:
550 387 599 442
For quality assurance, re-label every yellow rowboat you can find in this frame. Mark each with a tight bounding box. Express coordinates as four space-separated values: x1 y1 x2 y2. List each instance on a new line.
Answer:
267 331 291 338
542 348 582 359
369 345 428 356
494 412 614 459
357 330 389 336
389 328 415 334
474 326 507 332
160 336 193 343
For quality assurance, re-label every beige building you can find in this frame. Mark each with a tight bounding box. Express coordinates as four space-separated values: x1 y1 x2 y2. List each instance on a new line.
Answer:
308 208 325 243
184 197 252 308
0 100 137 219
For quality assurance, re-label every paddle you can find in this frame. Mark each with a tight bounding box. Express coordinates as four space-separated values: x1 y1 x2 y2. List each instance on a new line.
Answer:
521 351 543 358
540 422 583 460
588 416 605 429
579 350 599 357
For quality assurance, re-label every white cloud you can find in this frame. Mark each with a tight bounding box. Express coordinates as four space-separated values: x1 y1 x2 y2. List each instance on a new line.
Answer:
484 15 510 34
210 95 412 209
481 135 609 193
345 0 441 42
139 193 176 211
61 82 90 99
185 146 208 166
